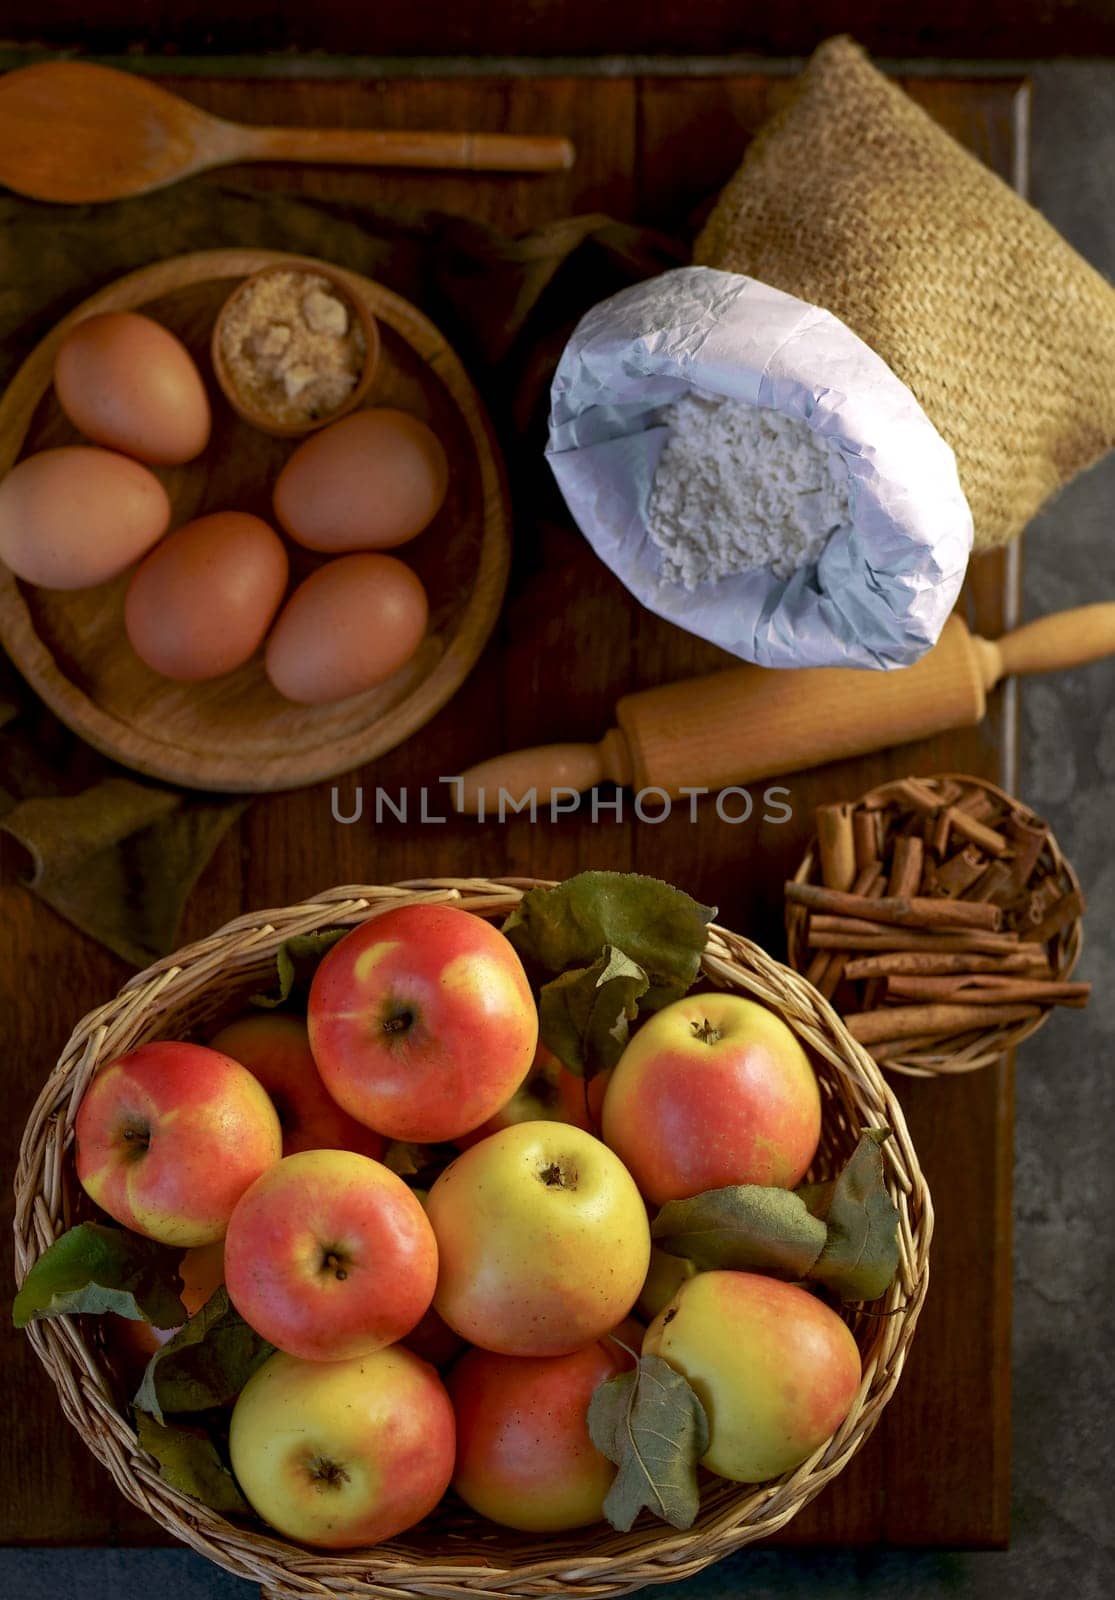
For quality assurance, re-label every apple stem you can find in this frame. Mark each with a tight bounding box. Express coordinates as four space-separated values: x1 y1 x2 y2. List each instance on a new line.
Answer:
691 1017 722 1046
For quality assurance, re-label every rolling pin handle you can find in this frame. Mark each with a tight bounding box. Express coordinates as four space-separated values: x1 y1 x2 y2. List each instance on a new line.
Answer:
453 728 633 815
975 603 1115 691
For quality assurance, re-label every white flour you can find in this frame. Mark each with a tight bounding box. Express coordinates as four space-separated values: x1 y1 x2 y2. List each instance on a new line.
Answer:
647 393 852 587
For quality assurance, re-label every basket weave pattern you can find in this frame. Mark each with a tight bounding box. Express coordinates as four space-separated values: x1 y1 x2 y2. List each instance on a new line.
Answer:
694 35 1115 551
786 777 1084 1077
15 879 933 1598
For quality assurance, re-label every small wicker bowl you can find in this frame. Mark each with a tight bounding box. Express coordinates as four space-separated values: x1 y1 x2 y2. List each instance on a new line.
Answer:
786 775 1084 1079
15 879 932 1599
212 260 380 438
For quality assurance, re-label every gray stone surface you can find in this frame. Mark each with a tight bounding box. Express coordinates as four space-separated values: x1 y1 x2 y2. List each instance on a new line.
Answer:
2 59 1112 1600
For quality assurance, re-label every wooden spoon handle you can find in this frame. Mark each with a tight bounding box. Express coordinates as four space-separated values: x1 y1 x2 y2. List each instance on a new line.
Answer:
227 124 575 173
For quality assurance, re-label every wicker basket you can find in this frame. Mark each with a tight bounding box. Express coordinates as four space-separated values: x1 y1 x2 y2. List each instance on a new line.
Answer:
15 878 933 1599
786 776 1084 1078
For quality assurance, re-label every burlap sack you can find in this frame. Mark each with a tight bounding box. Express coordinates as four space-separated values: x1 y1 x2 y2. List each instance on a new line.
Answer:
695 36 1115 551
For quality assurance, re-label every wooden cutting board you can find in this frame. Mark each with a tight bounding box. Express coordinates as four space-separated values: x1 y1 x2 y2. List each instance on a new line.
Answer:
0 62 1025 1551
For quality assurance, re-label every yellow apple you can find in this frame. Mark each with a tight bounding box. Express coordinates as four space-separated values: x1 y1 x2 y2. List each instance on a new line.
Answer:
643 1270 862 1483
426 1121 651 1357
229 1345 455 1548
602 993 822 1204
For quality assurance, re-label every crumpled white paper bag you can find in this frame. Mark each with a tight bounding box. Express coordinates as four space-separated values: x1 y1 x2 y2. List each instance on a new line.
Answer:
546 266 973 669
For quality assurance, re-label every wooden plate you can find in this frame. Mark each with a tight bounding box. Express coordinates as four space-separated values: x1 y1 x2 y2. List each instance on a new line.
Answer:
0 250 511 792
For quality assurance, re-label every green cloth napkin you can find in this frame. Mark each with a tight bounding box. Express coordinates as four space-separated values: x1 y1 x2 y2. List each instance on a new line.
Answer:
0 183 680 967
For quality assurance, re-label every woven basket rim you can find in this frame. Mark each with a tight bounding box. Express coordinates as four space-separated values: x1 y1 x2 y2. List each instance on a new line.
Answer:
14 877 934 1598
785 774 1083 1078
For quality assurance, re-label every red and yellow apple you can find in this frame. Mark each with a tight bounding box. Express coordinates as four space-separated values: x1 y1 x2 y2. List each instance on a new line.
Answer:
455 1043 610 1149
75 1041 282 1246
449 1331 634 1531
230 1345 455 1548
426 1121 651 1357
308 903 539 1143
224 1149 437 1361
602 994 821 1205
643 1271 862 1482
209 1013 385 1160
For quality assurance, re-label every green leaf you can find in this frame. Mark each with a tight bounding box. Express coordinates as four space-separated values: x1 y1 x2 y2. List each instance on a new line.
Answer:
502 872 715 1012
13 1223 185 1331
652 1185 827 1277
539 945 650 1078
798 1130 900 1302
587 1352 709 1532
134 1410 249 1515
134 1287 273 1424
250 928 347 1009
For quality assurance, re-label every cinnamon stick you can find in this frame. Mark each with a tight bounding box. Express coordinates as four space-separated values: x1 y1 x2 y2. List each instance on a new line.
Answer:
816 863 886 1000
887 835 924 899
962 859 1014 904
853 809 881 871
936 845 986 898
1004 813 1049 891
953 788 998 822
884 975 1091 1006
809 928 1039 955
1016 875 1064 930
786 881 1003 931
812 806 857 896
844 1002 1043 1045
1031 888 1087 945
816 803 857 892
844 950 1053 979
947 809 1010 857
931 808 952 857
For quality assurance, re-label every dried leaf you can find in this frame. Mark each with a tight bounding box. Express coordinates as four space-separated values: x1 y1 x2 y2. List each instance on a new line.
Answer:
13 1223 184 1331
250 928 347 1009
134 1287 273 1424
502 871 715 1012
652 1185 827 1276
587 1353 709 1532
798 1129 900 1302
134 1410 249 1515
539 945 650 1078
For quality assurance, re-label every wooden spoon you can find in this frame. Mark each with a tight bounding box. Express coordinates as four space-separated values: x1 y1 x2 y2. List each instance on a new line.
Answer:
0 61 576 203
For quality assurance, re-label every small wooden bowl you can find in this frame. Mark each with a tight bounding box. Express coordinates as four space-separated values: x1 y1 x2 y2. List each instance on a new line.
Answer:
0 249 510 792
211 260 380 438
14 878 932 1598
786 774 1085 1078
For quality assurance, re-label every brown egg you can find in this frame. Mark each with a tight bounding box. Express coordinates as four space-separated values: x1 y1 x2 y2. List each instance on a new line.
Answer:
54 312 211 466
125 511 289 682
0 446 170 589
273 408 449 553
265 553 428 705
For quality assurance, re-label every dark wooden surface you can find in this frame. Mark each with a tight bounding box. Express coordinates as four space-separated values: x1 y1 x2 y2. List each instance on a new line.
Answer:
1 2 1112 58
0 68 1024 1549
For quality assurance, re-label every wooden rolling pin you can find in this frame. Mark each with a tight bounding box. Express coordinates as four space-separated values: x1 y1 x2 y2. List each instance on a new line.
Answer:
454 605 1115 812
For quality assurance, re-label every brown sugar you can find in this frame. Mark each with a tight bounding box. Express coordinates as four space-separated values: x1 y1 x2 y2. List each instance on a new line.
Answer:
219 270 368 427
